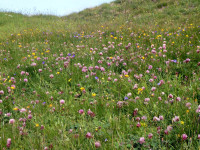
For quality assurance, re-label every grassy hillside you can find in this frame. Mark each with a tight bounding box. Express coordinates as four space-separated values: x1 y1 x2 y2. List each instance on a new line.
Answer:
66 0 200 30
0 0 200 149
1 0 200 40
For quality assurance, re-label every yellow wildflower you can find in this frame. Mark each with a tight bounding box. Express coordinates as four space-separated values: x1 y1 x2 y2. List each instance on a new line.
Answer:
138 88 143 94
80 87 85 91
124 75 129 78
92 93 96 97
141 123 147 127
11 86 15 90
13 107 18 111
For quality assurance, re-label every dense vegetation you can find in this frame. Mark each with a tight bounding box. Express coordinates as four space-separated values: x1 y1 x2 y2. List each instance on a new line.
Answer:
0 0 200 149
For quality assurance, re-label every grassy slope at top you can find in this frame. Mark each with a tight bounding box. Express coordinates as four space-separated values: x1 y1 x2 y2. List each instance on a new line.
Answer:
66 0 200 31
0 0 200 40
0 12 59 40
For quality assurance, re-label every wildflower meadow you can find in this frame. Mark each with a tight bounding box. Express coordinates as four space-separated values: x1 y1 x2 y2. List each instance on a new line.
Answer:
0 0 200 149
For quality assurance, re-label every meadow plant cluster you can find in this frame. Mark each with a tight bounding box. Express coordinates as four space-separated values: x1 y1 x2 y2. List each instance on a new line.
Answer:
0 3 200 150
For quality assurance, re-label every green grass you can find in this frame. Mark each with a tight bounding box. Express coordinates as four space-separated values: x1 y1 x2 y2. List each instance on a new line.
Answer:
0 0 200 149
1 0 200 40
